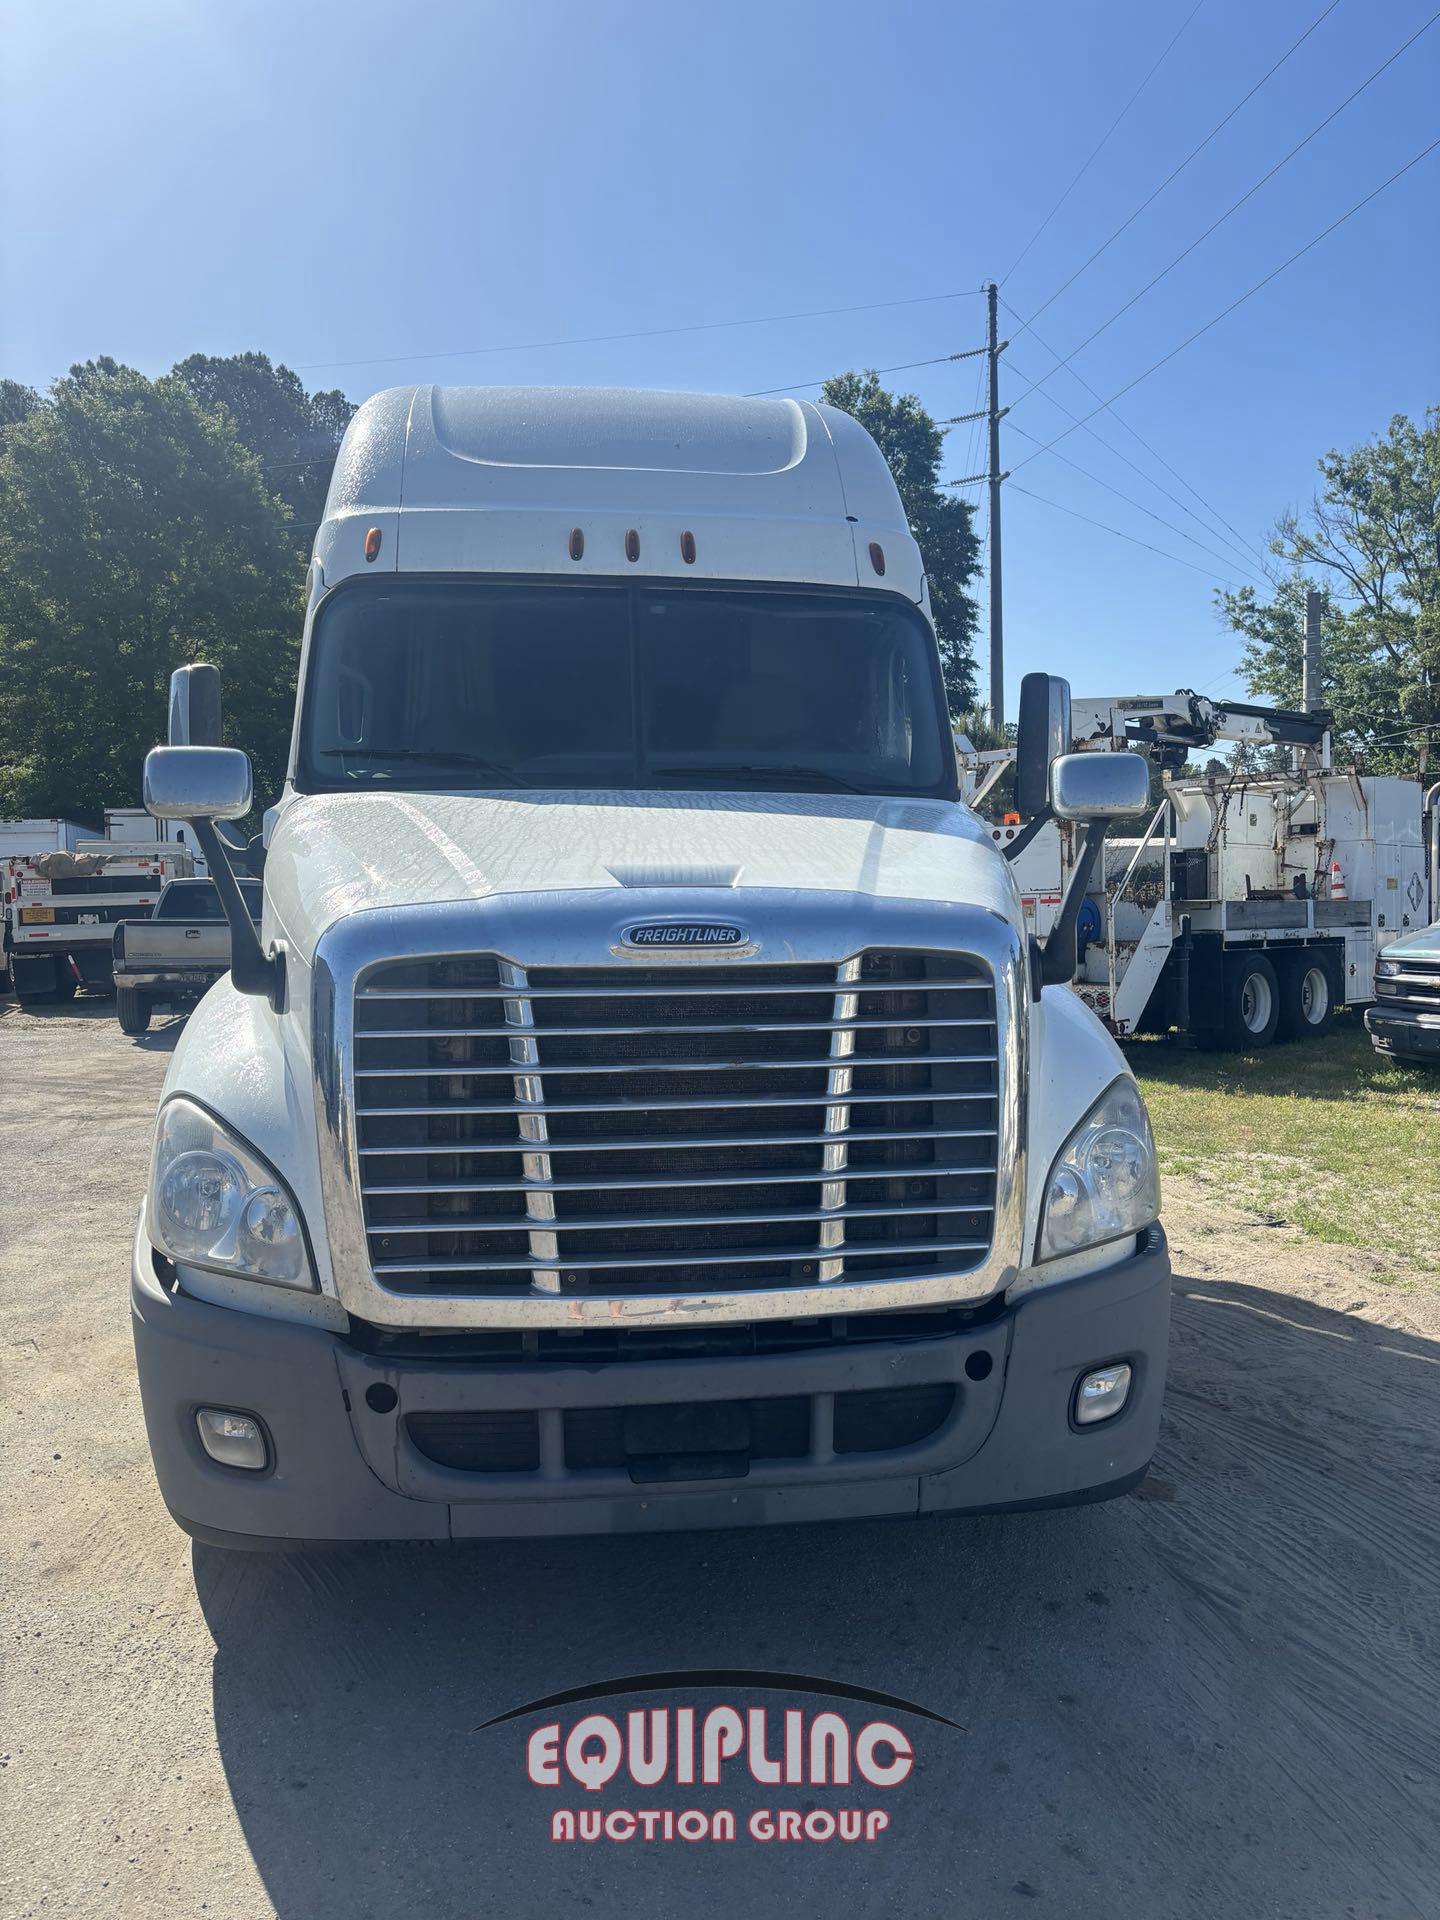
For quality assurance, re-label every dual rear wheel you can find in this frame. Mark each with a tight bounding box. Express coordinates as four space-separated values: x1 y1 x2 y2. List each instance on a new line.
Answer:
1221 950 1336 1049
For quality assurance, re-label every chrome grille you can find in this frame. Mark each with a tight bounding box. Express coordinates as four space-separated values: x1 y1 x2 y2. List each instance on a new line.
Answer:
351 950 999 1298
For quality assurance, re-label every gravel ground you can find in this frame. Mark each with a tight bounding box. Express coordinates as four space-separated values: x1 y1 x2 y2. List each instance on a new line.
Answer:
2 997 1438 1919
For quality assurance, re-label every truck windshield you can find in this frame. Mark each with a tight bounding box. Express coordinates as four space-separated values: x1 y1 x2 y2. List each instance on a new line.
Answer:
296 579 955 798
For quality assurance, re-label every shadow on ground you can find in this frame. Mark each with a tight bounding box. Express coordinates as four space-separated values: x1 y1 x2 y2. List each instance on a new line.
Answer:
196 1276 1440 1920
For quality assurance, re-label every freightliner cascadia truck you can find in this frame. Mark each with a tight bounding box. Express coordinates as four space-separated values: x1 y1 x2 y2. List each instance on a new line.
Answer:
130 385 1166 1547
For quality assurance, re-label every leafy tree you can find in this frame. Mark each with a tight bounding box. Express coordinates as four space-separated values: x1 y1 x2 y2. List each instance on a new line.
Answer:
170 351 353 551
821 371 981 713
1220 409 1439 774
0 359 302 820
0 380 40 441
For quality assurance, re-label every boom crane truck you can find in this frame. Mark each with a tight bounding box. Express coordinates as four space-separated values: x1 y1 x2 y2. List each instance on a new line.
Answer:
960 687 1436 1050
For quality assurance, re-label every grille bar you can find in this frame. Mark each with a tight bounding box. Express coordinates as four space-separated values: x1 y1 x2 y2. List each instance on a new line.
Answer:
499 961 561 1295
357 1088 994 1117
374 1237 994 1276
357 1123 998 1157
819 956 861 1281
357 1015 996 1039
355 1052 993 1079
371 1200 996 1235
365 1162 998 1196
358 980 992 1001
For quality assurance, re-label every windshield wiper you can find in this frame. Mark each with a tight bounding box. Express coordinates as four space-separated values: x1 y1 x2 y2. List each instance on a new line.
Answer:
317 746 519 784
647 762 876 794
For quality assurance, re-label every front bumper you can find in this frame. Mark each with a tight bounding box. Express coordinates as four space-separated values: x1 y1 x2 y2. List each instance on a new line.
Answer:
131 1226 1171 1546
1366 1005 1440 1058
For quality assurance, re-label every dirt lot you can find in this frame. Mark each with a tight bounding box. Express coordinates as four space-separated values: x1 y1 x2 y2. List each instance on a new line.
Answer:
3 999 1439 1919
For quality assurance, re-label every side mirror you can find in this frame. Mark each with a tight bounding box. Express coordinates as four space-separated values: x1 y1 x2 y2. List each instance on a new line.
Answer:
168 664 223 747
1015 672 1072 818
1049 750 1151 821
143 746 253 822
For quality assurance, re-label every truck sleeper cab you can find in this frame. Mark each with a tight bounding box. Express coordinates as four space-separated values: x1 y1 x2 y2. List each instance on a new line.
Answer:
130 385 1170 1545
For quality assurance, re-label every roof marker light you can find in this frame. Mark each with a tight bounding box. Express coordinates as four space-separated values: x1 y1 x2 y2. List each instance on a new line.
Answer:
568 527 585 561
680 530 696 565
364 526 382 563
625 529 641 563
868 542 886 576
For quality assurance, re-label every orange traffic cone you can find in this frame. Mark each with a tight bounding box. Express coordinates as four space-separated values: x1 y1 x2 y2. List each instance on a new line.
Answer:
1330 859 1347 901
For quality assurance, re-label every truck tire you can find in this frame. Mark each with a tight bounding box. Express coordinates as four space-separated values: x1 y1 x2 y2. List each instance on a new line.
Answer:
1275 951 1337 1042
116 986 151 1035
1222 953 1279 1049
12 954 57 1005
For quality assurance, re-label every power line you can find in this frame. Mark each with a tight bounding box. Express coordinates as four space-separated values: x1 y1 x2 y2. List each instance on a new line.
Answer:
294 289 987 376
1010 138 1440 473
1004 322 1271 571
746 345 987 398
1009 0 1343 336
998 420 1267 581
1000 0 1206 288
1010 10 1440 410
1007 482 1252 580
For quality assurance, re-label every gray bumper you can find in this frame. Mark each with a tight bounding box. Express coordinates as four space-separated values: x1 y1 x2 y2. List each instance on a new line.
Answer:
1366 1005 1440 1057
131 1227 1171 1546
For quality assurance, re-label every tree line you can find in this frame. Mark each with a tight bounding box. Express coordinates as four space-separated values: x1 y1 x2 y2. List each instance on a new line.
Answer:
0 348 1431 825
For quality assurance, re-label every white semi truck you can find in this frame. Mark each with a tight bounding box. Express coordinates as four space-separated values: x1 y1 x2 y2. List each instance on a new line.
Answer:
129 384 1170 1548
961 692 1437 1049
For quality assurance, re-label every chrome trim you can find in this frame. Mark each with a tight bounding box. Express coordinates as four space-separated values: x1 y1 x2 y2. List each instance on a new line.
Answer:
354 1088 999 1115
498 960 561 1294
311 886 1026 1329
357 1124 998 1156
819 955 861 1280
361 1159 998 1196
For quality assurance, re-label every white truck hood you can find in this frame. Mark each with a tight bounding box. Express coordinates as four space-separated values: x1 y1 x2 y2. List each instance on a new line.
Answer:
263 789 1018 962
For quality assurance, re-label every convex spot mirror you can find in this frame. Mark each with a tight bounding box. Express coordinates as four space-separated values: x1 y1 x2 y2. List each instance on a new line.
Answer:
144 745 253 823
1049 750 1151 822
168 663 223 747
1015 672 1073 818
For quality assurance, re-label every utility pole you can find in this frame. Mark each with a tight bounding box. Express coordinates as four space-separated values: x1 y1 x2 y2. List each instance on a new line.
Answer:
940 295 1007 729
1302 589 1322 715
985 283 1009 734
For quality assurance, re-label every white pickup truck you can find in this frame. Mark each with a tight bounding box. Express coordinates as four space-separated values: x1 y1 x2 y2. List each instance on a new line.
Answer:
129 385 1168 1548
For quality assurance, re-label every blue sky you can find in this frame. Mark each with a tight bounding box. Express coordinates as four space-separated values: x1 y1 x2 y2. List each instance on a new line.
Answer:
3 0 1436 718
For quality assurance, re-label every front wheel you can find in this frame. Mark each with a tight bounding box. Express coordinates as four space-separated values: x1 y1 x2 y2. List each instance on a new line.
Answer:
116 986 151 1035
1222 953 1279 1049
1276 952 1336 1042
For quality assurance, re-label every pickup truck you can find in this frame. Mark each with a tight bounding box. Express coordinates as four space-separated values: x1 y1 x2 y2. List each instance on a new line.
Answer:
129 383 1168 1549
1366 920 1440 1064
112 877 262 1034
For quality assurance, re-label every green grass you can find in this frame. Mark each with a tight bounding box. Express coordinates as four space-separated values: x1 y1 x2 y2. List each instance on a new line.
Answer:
1125 1012 1440 1280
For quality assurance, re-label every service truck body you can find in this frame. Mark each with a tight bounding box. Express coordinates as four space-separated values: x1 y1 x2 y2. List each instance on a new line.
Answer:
972 740 1433 1047
130 386 1170 1546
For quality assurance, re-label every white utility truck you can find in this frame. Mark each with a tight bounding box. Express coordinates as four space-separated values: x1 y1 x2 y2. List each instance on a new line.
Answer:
961 692 1437 1048
3 833 195 1002
129 385 1169 1548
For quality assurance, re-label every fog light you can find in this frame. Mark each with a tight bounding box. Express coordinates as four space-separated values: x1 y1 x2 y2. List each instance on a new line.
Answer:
1074 1363 1132 1426
196 1408 267 1470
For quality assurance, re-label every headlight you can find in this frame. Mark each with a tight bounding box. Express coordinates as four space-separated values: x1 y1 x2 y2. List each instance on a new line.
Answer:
1038 1076 1159 1261
1377 956 1401 978
150 1097 314 1290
